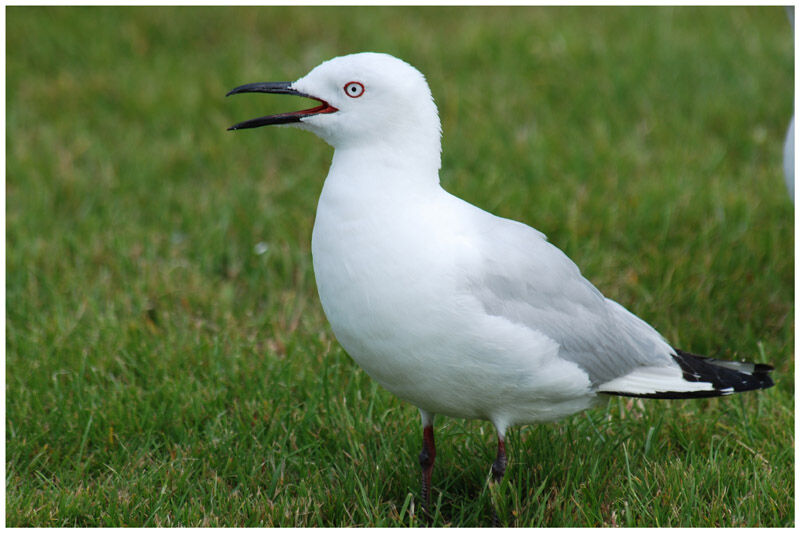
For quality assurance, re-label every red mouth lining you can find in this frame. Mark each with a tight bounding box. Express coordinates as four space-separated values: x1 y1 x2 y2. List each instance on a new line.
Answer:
296 99 338 117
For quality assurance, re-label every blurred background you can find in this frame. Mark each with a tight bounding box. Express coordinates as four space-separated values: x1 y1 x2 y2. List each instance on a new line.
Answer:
6 6 794 526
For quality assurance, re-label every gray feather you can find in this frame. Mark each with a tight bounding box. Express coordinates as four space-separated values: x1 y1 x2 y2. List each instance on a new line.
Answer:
465 214 675 385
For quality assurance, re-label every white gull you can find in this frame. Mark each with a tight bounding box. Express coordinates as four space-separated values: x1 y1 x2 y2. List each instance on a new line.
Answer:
227 52 774 518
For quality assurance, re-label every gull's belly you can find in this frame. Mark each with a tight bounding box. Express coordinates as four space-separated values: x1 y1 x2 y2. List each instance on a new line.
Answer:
311 205 595 423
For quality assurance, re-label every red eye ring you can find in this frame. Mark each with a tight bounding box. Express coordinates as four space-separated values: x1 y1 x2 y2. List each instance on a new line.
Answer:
344 81 365 98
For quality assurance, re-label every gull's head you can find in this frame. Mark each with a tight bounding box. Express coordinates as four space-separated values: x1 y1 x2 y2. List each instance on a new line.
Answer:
228 52 442 168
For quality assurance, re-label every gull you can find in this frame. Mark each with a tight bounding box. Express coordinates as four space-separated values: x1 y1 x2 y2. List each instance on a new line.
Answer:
227 52 774 518
784 7 795 202
785 115 794 201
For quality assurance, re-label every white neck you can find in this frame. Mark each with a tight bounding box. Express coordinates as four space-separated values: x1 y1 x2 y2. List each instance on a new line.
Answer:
327 140 442 192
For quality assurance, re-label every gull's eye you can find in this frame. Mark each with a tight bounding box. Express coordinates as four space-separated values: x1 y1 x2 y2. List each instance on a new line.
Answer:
344 81 365 98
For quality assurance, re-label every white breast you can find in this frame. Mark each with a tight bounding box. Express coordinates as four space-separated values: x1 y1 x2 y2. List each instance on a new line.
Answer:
310 169 596 425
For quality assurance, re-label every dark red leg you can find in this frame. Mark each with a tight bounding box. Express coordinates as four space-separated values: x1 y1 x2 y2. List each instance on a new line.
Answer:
492 437 507 483
491 437 507 527
419 424 436 513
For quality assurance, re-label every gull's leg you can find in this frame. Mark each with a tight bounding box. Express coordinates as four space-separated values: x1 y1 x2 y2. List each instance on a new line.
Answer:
418 410 436 519
490 431 508 527
492 436 507 484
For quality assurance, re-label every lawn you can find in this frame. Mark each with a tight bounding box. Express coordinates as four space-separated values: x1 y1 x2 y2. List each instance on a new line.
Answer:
6 6 794 527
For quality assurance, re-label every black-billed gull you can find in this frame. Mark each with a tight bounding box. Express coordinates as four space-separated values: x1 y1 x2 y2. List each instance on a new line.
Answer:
227 52 774 520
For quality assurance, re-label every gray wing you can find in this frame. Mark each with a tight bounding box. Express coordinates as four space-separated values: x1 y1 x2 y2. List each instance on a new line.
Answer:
463 211 675 386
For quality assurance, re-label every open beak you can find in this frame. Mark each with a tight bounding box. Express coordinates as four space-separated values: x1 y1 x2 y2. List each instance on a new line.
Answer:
226 81 338 131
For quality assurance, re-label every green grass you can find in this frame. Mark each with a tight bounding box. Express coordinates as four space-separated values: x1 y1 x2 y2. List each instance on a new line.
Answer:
6 6 794 527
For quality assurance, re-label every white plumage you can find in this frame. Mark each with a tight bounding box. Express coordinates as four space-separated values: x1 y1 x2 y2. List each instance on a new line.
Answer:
228 52 773 517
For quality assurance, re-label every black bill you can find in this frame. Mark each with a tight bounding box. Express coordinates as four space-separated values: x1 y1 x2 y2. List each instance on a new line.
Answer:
226 81 338 131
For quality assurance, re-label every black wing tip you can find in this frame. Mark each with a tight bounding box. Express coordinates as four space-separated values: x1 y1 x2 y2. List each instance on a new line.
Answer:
671 348 775 396
674 348 774 374
602 349 775 400
602 390 741 400
752 362 775 374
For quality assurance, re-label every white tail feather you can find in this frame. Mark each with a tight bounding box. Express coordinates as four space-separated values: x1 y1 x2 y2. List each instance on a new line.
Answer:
597 365 715 396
